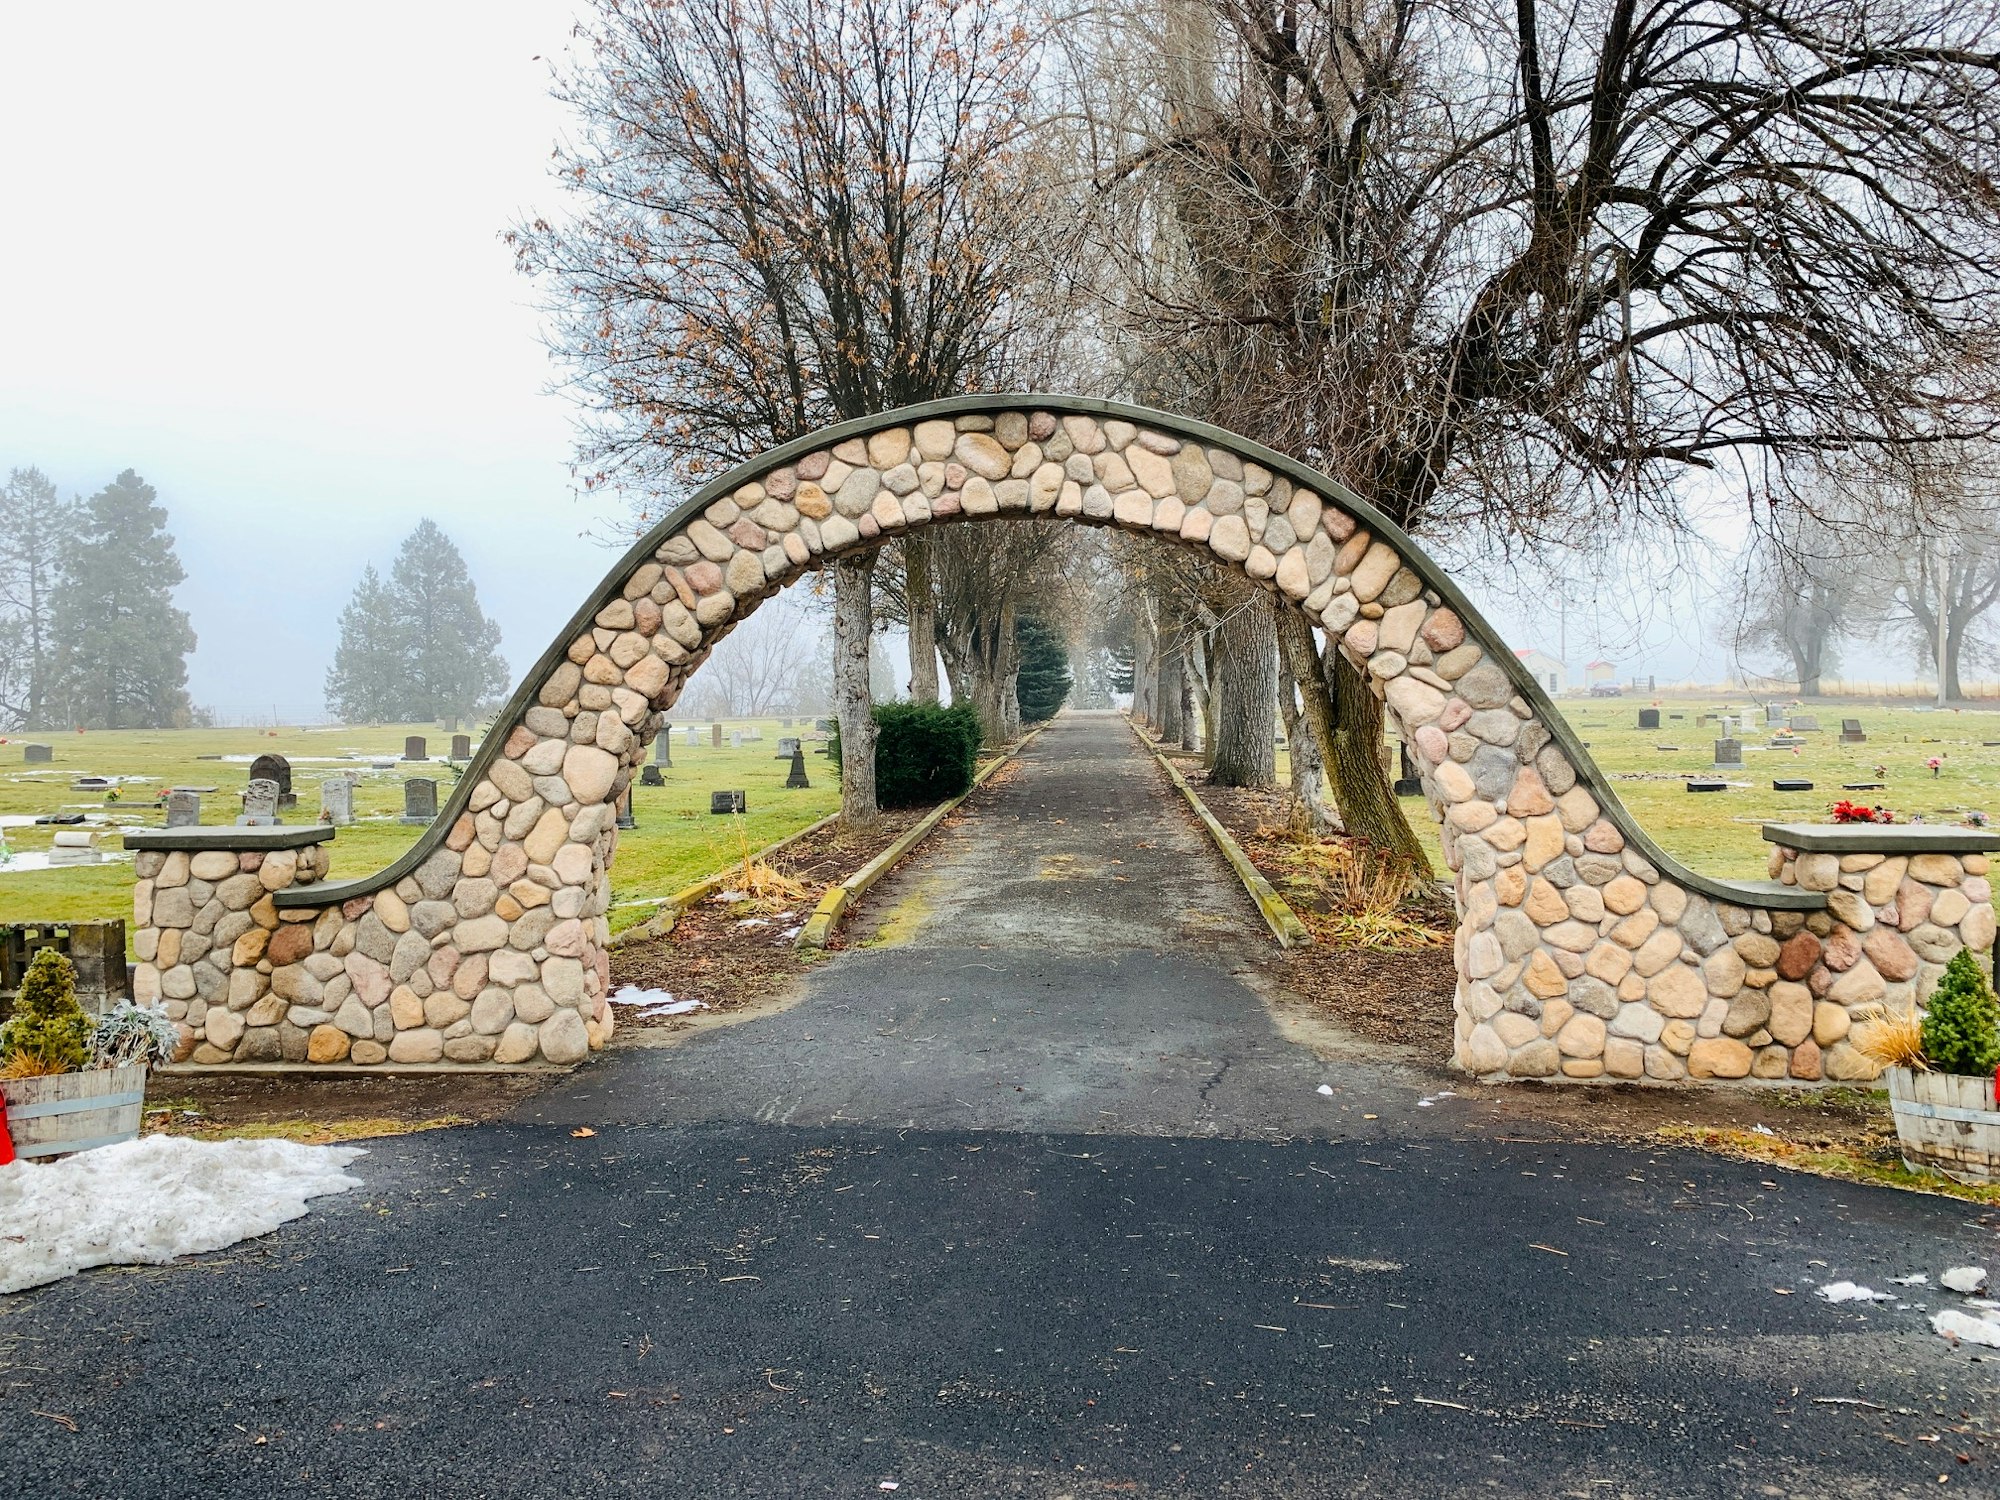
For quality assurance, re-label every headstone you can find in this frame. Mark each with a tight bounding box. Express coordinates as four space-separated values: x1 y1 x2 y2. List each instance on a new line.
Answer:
73 776 111 791
786 748 811 789
22 743 51 763
1765 703 1786 725
639 764 665 787
815 718 834 733
1637 708 1660 730
451 734 473 760
1712 737 1743 770
165 790 200 828
616 787 636 831
730 730 744 749
1392 742 1422 797
1840 718 1867 744
656 728 673 766
1843 780 1886 791
687 726 701 746
777 736 801 759
781 718 793 728
248 753 292 794
711 723 723 748
47 830 100 865
1685 779 1727 793
237 778 280 827
1773 778 1814 792
1788 714 1821 733
710 789 747 814
744 727 761 741
403 735 428 761
400 777 438 825
319 777 353 827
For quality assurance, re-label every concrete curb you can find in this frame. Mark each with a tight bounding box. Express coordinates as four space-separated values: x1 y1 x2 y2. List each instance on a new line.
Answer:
1129 719 1312 950
796 728 1044 951
607 811 843 950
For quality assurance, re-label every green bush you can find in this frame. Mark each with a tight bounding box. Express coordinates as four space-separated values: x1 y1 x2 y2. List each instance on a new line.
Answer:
1015 614 1072 723
826 702 983 806
1920 949 2000 1077
0 949 92 1075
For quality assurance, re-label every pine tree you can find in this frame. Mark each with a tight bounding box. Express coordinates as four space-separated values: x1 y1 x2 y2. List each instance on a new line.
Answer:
388 520 507 722
0 468 75 729
47 470 196 729
1014 614 1072 723
323 565 407 722
1921 949 2000 1077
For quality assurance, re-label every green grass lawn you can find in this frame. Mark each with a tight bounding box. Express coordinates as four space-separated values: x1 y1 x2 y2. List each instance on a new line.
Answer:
0 718 838 941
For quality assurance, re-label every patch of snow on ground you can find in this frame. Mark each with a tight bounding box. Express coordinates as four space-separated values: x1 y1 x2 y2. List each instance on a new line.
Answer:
1941 1266 1988 1294
1932 1309 2000 1348
608 985 707 1018
0 1135 364 1294
1816 1282 1892 1303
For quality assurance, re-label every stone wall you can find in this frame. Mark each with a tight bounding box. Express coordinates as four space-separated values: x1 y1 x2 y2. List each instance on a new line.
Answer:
127 397 2000 1079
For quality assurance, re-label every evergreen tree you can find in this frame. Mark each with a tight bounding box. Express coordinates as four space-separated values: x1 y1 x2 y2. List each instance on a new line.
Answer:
1921 950 2000 1076
323 565 406 722
0 468 75 728
47 470 195 729
389 520 507 721
326 520 506 723
1014 614 1072 723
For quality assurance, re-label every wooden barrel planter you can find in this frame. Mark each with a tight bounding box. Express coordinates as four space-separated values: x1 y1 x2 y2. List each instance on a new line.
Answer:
1884 1067 2000 1184
1 1063 147 1160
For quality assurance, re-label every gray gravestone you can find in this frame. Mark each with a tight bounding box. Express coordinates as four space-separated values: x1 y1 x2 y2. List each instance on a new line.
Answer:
616 787 636 831
165 790 200 828
656 728 672 766
451 734 472 760
23 743 51 763
786 747 811 789
710 789 746 814
1788 714 1821 732
1766 703 1786 725
238 778 280 827
403 735 427 761
639 764 665 787
47 830 99 866
1840 718 1867 744
815 718 834 733
1712 738 1743 770
687 726 701 746
400 777 438 825
777 736 800 758
319 777 353 827
730 730 743 749
1637 708 1660 730
712 723 724 747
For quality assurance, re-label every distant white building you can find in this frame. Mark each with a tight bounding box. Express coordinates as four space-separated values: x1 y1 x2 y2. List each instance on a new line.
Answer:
1515 648 1565 694
1585 659 1617 688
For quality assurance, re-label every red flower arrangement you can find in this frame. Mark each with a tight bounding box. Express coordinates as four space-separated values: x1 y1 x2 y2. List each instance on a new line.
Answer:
1830 799 1894 824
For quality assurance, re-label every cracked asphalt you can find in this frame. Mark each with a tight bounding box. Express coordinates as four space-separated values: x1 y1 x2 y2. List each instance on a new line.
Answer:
6 713 1997 1497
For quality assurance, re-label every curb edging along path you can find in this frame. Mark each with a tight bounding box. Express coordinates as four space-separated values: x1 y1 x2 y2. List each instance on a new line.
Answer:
796 729 1043 951
1130 719 1312 949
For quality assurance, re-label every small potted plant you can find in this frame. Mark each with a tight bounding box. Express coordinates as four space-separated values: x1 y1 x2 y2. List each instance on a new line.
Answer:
0 950 178 1161
1856 949 2000 1183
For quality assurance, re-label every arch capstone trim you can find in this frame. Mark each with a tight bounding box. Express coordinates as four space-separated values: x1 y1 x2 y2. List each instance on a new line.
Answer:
131 393 1978 1085
279 394 1805 915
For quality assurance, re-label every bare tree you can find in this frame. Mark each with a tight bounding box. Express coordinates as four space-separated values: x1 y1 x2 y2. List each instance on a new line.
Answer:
514 0 1042 825
1071 0 2000 854
0 467 74 729
678 596 826 717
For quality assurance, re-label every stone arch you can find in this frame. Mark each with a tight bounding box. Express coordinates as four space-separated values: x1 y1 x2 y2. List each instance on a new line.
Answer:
139 396 1859 1078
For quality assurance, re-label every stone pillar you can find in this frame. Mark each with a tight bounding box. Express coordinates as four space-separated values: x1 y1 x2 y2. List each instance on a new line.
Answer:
126 826 336 1065
1762 823 1998 1082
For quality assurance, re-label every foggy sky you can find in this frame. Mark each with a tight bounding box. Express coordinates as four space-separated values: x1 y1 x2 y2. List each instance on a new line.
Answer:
0 4 1905 718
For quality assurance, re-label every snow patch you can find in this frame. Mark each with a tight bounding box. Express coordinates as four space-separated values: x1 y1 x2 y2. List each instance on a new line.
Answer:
1941 1266 1989 1294
1932 1309 2000 1348
1815 1282 1892 1304
0 1135 364 1294
608 984 707 1019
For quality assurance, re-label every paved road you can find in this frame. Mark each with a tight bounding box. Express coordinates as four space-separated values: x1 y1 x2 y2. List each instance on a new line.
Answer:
8 714 1997 1497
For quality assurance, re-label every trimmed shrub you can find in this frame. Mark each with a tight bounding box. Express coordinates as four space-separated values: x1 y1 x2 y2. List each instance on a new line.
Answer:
874 701 982 807
0 949 91 1076
1015 613 1072 723
1920 949 2000 1077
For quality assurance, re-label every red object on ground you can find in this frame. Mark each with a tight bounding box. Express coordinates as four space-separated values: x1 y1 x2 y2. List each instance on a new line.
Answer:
0 1095 15 1166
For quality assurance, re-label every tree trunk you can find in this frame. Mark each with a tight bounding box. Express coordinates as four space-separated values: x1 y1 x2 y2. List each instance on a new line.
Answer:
904 534 940 702
1327 646 1427 867
1131 606 1158 723
833 552 879 829
1208 589 1277 787
1157 640 1186 744
1275 614 1340 833
999 598 1023 742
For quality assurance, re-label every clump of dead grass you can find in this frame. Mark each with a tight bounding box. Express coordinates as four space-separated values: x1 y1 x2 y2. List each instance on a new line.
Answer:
1851 1004 1928 1072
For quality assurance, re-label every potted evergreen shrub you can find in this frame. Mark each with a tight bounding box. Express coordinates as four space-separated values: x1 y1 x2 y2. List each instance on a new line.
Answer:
0 949 177 1161
1859 949 2000 1183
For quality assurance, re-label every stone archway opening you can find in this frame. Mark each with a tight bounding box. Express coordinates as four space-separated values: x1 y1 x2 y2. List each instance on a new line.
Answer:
125 397 1996 1081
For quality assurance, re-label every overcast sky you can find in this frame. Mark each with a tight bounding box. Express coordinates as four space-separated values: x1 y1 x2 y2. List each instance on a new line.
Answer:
1 3 1887 717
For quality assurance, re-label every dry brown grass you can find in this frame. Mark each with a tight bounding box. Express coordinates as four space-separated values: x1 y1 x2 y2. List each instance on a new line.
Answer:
1250 816 1448 949
1852 1005 1928 1071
